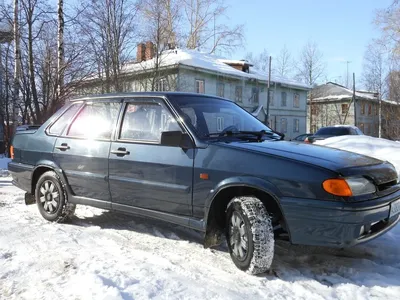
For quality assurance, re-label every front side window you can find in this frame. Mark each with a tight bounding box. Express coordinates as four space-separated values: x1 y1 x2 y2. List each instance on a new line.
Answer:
342 103 349 115
281 118 287 133
281 92 287 107
67 102 120 139
48 103 82 135
196 79 205 94
293 119 299 132
217 82 224 97
269 90 274 106
119 101 180 142
235 86 243 102
169 95 279 139
156 78 169 91
293 93 300 108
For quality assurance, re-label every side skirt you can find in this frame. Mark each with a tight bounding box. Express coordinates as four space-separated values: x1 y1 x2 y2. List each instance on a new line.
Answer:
68 195 206 233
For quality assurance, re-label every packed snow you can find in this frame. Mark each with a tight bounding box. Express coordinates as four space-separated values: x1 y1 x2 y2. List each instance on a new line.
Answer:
315 135 400 179
1 137 400 299
121 49 311 90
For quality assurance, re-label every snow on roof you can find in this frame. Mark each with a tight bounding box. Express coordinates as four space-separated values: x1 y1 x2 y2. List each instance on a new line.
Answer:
312 82 378 102
120 49 311 89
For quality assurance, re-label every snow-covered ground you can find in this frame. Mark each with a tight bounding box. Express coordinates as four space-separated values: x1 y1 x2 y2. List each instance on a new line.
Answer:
1 138 400 300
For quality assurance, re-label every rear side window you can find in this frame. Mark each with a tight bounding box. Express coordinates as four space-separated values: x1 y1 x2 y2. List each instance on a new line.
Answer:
67 102 120 139
48 103 81 135
316 127 350 136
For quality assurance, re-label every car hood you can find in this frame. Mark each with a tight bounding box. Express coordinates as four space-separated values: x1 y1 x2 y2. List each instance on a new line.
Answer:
216 140 397 185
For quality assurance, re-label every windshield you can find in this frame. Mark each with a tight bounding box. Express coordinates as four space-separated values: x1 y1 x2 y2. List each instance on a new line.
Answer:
315 127 351 136
169 95 278 139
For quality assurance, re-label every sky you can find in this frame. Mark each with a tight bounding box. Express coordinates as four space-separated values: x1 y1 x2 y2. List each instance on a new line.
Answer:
223 0 394 87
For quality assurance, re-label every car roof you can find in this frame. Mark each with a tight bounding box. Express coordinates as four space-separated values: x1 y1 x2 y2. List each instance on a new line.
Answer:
69 92 229 102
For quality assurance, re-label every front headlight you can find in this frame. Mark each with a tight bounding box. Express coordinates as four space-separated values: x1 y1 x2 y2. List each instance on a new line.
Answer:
345 177 376 196
322 177 376 197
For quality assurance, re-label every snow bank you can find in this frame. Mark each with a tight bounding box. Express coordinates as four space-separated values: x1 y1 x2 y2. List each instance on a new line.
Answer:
0 156 11 177
315 135 400 178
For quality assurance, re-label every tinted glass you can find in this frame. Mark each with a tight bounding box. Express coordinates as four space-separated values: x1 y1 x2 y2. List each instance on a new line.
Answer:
169 95 277 138
119 101 181 142
315 127 351 136
48 103 81 135
67 102 120 139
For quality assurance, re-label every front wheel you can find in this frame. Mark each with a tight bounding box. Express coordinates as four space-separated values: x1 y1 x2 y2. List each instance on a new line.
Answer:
35 171 76 223
226 196 275 275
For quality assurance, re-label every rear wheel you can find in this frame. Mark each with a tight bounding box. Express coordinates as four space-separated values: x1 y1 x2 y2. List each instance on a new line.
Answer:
226 196 275 275
35 171 75 222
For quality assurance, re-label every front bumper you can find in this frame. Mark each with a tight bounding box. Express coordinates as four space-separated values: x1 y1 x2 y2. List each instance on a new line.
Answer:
280 190 400 247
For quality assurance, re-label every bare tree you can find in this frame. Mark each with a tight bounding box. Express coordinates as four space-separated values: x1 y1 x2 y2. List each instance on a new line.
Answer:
375 1 400 58
56 0 64 107
245 49 269 71
296 41 325 86
12 0 21 134
296 40 326 133
182 0 244 54
274 45 294 78
76 0 140 93
138 0 181 92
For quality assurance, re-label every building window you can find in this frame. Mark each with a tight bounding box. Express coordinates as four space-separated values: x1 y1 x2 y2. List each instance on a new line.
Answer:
341 103 349 115
361 102 365 115
293 119 299 132
359 123 364 132
368 104 372 115
196 79 205 94
216 117 224 132
281 118 287 133
269 90 274 106
375 104 379 115
217 82 224 97
293 93 300 108
235 86 243 102
311 104 318 115
156 78 169 91
251 87 259 104
281 92 287 107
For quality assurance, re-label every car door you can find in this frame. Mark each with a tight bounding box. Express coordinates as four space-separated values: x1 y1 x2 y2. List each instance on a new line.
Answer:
108 97 194 216
53 100 121 205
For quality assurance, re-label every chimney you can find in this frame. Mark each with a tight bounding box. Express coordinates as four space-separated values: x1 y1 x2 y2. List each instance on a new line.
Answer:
137 43 145 62
145 41 155 61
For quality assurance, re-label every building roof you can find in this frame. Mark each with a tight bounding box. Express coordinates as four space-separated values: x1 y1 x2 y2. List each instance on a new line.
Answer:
311 82 378 102
311 82 399 105
119 49 311 90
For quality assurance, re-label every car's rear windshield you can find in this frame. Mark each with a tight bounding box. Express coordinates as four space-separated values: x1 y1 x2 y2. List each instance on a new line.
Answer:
315 127 350 136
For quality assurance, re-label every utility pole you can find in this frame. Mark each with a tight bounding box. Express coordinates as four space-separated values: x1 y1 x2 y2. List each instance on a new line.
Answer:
265 56 272 126
344 61 351 88
353 73 356 126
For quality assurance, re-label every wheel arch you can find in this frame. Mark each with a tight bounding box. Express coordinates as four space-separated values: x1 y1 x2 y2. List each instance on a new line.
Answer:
31 160 69 195
203 177 290 248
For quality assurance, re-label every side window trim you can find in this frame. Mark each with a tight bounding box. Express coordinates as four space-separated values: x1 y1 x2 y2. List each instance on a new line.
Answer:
62 100 122 141
45 102 83 136
115 97 184 145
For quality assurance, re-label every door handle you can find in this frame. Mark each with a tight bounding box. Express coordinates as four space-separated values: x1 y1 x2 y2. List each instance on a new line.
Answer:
111 148 130 156
55 143 70 151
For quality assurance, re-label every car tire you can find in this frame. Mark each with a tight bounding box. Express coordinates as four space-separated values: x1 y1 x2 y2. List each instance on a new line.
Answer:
35 171 76 223
226 196 274 275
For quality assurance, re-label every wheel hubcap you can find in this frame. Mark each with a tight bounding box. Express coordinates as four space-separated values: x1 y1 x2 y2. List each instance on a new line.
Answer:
229 212 248 261
39 180 60 213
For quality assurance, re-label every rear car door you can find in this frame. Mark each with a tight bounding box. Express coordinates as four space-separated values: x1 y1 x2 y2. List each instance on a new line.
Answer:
53 99 121 205
108 97 194 216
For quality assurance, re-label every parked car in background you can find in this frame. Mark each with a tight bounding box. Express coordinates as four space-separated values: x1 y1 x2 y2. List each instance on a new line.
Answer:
305 125 364 144
291 133 312 142
8 93 400 275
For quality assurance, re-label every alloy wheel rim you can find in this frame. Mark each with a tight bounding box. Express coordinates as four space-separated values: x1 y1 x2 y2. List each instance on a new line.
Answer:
229 212 249 261
39 180 60 213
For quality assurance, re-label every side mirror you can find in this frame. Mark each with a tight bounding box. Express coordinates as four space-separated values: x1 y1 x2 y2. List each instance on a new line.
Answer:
161 131 193 149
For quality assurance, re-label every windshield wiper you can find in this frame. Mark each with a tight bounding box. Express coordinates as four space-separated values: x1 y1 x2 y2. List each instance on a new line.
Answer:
206 130 281 141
